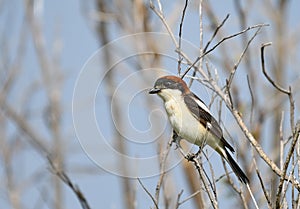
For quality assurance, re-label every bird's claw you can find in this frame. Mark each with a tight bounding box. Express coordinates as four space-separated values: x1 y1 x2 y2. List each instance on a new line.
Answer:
172 130 182 150
186 153 197 161
186 147 202 161
172 130 179 142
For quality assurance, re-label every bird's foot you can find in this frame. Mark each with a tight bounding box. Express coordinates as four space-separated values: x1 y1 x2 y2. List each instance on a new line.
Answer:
186 147 201 161
172 130 182 150
186 153 197 161
172 130 179 142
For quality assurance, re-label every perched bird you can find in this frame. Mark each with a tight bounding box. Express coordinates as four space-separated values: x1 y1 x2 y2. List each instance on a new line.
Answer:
149 75 249 184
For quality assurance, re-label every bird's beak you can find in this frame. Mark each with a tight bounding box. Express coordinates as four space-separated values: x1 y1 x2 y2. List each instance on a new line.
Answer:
149 87 161 94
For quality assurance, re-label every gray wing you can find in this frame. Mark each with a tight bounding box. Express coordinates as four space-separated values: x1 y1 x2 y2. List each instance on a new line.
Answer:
184 93 234 152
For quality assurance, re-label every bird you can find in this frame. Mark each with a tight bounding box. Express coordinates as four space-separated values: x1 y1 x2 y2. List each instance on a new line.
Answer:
149 75 249 184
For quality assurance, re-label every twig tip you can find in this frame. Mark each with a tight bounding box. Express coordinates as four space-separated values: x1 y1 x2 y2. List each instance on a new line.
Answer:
261 42 272 48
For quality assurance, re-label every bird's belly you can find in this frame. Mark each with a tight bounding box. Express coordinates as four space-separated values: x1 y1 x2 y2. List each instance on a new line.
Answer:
164 100 209 146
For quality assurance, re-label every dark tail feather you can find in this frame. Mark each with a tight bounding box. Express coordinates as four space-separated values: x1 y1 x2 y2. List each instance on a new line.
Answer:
225 149 249 184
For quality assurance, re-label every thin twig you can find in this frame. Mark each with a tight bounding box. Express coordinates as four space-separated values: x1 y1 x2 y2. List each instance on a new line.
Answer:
297 123 300 207
181 23 269 79
178 190 201 206
175 144 218 209
188 0 204 88
221 158 249 209
225 79 234 108
0 97 49 155
261 42 300 202
261 43 290 94
227 26 263 87
280 111 285 170
155 137 173 204
201 150 218 201
155 0 163 13
47 157 91 209
221 158 241 193
193 157 219 209
150 1 178 50
253 157 272 208
280 157 298 207
261 43 295 132
276 123 300 208
174 190 184 209
246 75 255 126
177 0 189 75
231 107 300 190
137 178 159 209
198 0 203 70
203 14 230 53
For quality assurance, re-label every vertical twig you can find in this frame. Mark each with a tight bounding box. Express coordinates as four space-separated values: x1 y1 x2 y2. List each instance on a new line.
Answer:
246 75 255 126
188 0 203 88
276 123 300 208
174 190 184 209
227 26 263 88
177 0 189 75
279 112 285 170
175 146 219 209
154 137 173 205
253 157 272 208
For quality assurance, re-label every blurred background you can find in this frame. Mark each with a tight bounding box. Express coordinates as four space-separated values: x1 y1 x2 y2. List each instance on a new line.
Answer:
1 0 300 208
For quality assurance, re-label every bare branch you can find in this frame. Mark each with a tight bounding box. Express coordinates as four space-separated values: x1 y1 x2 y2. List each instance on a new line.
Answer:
253 157 272 209
0 98 49 155
150 1 178 50
280 158 298 207
181 23 269 79
276 122 300 208
227 26 263 87
175 144 219 209
246 75 255 125
154 137 173 205
137 178 159 209
260 43 290 95
231 108 300 190
177 0 189 75
178 190 201 207
174 190 184 209
193 157 219 209
203 14 230 53
47 157 92 209
188 13 229 88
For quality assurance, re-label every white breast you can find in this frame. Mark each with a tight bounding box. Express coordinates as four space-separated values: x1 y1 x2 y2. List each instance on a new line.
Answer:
163 93 208 147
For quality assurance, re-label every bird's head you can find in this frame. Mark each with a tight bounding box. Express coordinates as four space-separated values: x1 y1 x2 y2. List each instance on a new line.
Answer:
149 76 190 101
